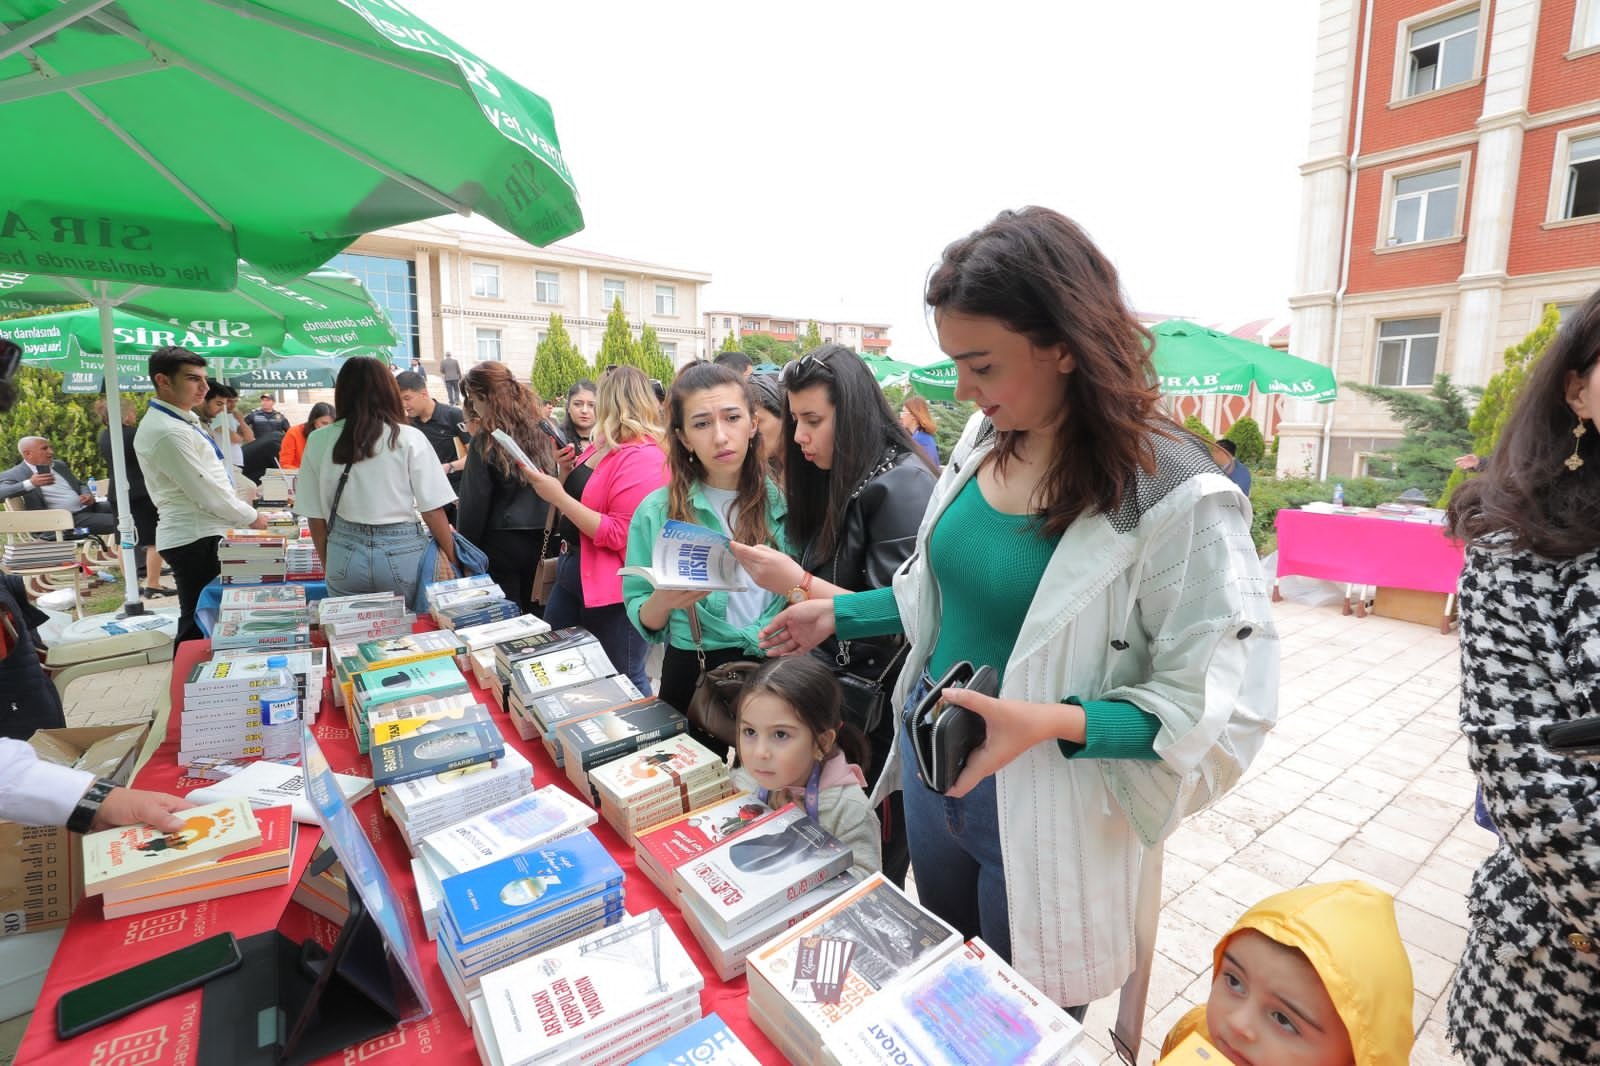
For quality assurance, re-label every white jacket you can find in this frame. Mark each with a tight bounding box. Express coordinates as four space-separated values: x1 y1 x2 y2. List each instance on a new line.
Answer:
876 414 1278 1042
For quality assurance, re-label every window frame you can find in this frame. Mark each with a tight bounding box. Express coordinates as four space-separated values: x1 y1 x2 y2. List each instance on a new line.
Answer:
1571 0 1600 56
1543 122 1600 227
469 260 501 300
535 270 561 305
1372 315 1443 389
660 340 677 364
654 284 677 317
1391 2 1484 104
1375 152 1471 252
475 327 503 363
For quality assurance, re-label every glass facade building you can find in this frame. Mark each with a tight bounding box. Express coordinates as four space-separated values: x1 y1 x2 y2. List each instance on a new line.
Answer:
328 251 418 365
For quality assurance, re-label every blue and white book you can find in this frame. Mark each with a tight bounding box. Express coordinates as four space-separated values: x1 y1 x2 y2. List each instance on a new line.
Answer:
439 830 623 944
618 519 750 591
420 786 598 876
631 1012 762 1066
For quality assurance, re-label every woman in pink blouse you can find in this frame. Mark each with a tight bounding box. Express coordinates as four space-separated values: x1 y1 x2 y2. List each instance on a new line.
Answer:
519 366 667 691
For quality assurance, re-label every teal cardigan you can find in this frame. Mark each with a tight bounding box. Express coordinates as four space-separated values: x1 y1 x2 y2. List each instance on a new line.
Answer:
622 479 793 655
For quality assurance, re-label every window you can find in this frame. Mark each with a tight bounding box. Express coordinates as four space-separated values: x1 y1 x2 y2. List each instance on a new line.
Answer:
536 330 548 348
661 341 677 364
1404 10 1478 98
1577 0 1600 50
1375 317 1440 387
721 316 732 328
476 327 502 362
1561 134 1600 220
1388 165 1461 244
470 261 501 299
602 278 625 311
655 285 676 316
536 270 560 304
1552 302 1579 325
328 251 418 365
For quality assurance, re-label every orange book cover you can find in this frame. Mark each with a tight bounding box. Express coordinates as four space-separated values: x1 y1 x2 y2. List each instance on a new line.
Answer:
100 806 296 906
80 797 262 896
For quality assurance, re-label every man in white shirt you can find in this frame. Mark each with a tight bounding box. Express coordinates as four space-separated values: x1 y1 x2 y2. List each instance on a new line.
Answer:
0 436 117 533
134 347 266 643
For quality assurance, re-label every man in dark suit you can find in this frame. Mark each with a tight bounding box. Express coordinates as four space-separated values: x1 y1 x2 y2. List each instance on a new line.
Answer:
0 436 116 533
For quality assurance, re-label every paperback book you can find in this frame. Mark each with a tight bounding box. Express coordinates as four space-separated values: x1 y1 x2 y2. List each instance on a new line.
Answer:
185 759 372 824
420 786 597 877
356 629 468 672
382 746 534 841
681 871 857 982
617 519 751 591
633 791 777 899
673 803 852 938
81 797 262 896
369 700 494 748
557 699 688 800
101 806 298 917
507 640 617 707
631 1013 763 1066
438 830 623 945
371 719 504 788
528 674 642 741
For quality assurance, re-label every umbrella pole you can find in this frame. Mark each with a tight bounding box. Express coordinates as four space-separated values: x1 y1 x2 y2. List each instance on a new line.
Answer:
96 285 144 616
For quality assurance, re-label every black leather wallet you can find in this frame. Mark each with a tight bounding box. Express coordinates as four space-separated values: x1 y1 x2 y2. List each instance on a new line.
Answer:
907 661 998 794
1543 715 1600 754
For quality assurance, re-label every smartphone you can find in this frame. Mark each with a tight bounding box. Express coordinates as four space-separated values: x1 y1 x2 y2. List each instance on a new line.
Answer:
539 420 567 448
57 932 242 1039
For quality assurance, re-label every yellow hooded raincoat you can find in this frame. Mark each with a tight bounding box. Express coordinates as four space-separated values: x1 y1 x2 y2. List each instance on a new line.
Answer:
1161 881 1415 1066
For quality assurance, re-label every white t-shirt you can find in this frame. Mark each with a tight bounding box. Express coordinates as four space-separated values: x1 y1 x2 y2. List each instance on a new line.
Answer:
701 485 776 630
294 420 456 527
211 411 245 467
36 469 83 512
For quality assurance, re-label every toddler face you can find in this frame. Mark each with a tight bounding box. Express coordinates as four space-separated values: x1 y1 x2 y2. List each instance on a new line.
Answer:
737 691 817 792
1204 930 1354 1066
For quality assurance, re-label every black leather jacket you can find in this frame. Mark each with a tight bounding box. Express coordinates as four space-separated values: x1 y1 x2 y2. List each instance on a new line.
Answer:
802 449 936 674
456 444 551 545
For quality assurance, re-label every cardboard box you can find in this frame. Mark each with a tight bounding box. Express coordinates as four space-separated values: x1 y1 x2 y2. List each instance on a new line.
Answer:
0 724 149 936
1372 586 1454 631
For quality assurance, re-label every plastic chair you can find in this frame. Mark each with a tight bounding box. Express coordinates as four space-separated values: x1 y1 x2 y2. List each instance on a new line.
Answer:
0 508 86 618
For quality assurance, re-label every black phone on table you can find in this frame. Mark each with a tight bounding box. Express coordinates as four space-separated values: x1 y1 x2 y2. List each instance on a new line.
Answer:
57 931 243 1039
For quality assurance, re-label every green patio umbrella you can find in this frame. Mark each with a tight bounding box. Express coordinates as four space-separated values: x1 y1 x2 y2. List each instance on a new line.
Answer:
223 352 346 390
1 0 584 621
859 353 919 387
1150 320 1337 403
909 360 959 402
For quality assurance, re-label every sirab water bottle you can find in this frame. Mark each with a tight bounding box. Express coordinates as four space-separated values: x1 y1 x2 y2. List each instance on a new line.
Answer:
1332 482 1345 508
259 656 299 727
87 476 98 498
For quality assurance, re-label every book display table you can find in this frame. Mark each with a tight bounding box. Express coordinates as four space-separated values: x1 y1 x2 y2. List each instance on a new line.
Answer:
17 623 787 1066
1272 508 1466 630
194 578 330 637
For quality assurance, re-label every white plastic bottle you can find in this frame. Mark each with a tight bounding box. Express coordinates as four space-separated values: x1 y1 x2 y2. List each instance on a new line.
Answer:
1332 482 1345 508
259 656 299 727
87 476 98 498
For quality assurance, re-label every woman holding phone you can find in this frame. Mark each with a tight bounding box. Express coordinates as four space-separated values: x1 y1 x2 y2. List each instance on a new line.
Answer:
756 208 1277 1048
456 362 556 614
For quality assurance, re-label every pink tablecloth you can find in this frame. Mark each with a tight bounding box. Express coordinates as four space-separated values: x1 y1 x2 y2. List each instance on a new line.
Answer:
1274 508 1466 594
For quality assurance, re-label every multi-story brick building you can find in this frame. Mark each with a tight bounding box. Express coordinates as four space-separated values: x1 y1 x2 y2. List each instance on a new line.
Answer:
1283 0 1600 478
703 311 892 357
333 216 711 382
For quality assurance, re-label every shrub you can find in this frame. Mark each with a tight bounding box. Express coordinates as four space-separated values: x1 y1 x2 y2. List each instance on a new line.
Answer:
1183 415 1214 443
1246 475 1390 556
1224 416 1265 467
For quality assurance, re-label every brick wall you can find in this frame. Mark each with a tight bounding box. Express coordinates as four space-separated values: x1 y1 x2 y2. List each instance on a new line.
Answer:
1355 0 1490 155
1346 147 1475 293
1529 0 1600 114
1506 119 1600 276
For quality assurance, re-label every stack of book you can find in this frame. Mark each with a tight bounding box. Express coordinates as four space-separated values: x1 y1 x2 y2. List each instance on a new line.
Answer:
80 797 266 906
209 644 327 722
218 584 305 615
430 579 519 630
525 675 644 762
257 509 298 536
285 540 323 581
588 735 732 845
349 657 472 754
468 909 703 1066
436 831 625 1012
177 656 311 770
421 572 498 610
328 641 363 711
745 873 963 1062
497 628 604 723
370 703 503 788
355 630 468 675
632 790 770 898
409 785 597 940
97 806 299 918
453 613 552 668
291 841 350 925
557 699 688 802
821 937 1085 1066
2 539 77 568
210 611 311 652
382 746 534 849
217 530 286 584
258 473 292 508
317 593 411 644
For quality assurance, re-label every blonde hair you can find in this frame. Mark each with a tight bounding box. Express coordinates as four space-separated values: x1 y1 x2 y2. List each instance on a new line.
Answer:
595 366 664 448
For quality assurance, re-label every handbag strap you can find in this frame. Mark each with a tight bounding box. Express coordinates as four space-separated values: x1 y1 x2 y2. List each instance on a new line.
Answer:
829 449 903 668
685 606 707 671
325 462 354 533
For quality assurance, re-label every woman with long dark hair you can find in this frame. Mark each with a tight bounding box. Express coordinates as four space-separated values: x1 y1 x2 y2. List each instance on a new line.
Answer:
749 372 786 479
1444 288 1600 1065
520 366 666 692
561 379 598 451
623 362 791 755
277 401 333 470
457 362 556 614
730 344 936 887
754 208 1276 1049
295 358 455 608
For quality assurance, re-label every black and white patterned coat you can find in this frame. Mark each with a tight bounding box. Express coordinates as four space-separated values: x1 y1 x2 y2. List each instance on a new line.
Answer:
1448 541 1600 1064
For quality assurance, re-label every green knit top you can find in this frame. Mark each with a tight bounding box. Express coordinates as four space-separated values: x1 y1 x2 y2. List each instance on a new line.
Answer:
833 477 1160 760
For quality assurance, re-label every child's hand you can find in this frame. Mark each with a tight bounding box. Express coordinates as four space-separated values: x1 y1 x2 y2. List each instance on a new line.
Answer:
938 688 1087 799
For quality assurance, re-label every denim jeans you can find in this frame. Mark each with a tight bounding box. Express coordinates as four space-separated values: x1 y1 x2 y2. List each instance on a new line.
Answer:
325 519 430 611
900 673 1011 962
543 553 651 693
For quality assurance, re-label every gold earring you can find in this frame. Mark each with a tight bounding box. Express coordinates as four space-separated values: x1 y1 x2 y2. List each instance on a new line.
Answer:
1566 418 1587 472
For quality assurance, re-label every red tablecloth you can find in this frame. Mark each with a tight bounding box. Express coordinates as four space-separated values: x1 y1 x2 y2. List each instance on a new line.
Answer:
19 631 786 1066
1274 508 1466 594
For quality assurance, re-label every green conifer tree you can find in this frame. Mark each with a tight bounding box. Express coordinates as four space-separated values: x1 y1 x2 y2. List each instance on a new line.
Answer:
531 314 588 403
596 298 642 374
637 324 674 384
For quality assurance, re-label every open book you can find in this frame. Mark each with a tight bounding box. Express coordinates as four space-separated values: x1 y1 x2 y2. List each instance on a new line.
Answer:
490 429 539 474
618 520 750 591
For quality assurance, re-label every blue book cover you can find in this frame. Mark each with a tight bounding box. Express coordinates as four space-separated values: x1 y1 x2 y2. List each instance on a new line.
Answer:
632 1013 761 1066
444 894 626 977
439 830 624 943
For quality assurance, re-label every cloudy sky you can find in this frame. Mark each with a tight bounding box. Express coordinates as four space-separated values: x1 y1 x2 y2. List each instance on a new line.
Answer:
406 0 1321 363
